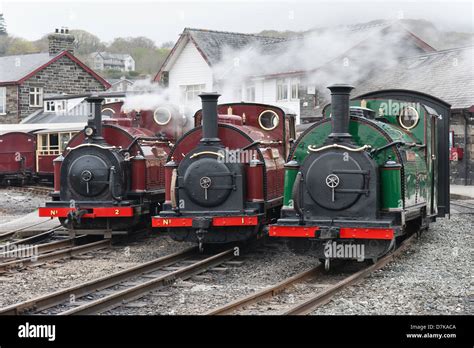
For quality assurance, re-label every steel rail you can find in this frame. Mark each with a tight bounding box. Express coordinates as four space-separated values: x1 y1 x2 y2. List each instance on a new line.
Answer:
283 234 417 315
0 239 110 273
206 266 324 315
60 248 235 315
0 247 198 315
0 221 59 242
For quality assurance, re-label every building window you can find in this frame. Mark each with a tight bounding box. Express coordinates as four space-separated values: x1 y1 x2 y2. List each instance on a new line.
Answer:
290 78 299 100
277 79 288 101
45 101 55 112
180 84 206 104
29 87 43 107
246 85 255 102
0 87 6 114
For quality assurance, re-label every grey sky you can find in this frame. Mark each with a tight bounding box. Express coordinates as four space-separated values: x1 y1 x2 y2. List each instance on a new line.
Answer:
2 0 473 45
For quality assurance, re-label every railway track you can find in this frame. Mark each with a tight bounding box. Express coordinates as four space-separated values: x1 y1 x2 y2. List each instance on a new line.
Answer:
0 237 110 273
0 246 237 315
0 220 60 242
450 200 474 214
4 185 52 196
207 234 417 315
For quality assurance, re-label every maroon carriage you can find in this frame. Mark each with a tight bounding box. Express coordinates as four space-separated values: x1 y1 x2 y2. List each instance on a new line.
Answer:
0 132 36 185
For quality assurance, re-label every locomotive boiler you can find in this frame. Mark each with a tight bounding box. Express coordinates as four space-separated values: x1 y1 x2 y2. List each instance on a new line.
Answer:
152 93 296 250
270 84 450 267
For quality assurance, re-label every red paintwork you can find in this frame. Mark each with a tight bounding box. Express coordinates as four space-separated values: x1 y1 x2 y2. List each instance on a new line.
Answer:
246 162 264 201
339 228 394 240
152 217 193 227
53 156 62 192
37 154 55 174
212 216 258 226
39 206 134 218
269 226 394 240
152 216 259 228
131 156 146 192
0 132 36 174
269 225 319 237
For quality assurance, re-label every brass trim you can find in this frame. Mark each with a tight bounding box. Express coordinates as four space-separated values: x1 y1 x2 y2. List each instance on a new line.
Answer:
258 109 279 131
153 107 172 126
189 151 225 159
308 143 371 152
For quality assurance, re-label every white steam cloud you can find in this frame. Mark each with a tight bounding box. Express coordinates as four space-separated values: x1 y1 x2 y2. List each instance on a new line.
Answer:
212 21 420 105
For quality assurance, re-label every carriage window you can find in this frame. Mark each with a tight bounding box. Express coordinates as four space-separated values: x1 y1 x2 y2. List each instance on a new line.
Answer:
399 106 420 130
258 110 280 131
40 134 48 151
154 107 172 125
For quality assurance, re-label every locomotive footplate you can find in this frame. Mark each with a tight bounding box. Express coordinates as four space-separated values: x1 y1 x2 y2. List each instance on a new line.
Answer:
270 219 397 240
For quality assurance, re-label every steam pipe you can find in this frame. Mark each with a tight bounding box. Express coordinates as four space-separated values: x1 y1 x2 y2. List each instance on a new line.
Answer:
327 84 354 141
86 95 105 143
199 92 221 144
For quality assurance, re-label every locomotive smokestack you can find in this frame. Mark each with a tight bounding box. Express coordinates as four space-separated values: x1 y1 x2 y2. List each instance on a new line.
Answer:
86 95 105 143
328 84 354 141
199 92 221 144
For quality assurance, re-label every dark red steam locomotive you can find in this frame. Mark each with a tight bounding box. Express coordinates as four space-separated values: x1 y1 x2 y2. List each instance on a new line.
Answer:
152 93 296 250
39 96 191 236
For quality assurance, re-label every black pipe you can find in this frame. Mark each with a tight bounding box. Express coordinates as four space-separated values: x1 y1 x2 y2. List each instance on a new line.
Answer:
327 84 354 141
86 95 105 143
199 92 221 144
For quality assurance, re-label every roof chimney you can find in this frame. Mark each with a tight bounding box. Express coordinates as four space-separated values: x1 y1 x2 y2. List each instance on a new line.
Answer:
48 27 75 56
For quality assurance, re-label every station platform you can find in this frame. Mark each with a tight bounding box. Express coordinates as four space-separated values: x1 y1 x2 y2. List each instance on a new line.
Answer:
0 210 58 236
450 185 474 200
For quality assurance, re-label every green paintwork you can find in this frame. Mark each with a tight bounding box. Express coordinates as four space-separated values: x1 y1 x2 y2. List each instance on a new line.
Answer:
283 165 299 206
290 96 435 212
380 166 402 209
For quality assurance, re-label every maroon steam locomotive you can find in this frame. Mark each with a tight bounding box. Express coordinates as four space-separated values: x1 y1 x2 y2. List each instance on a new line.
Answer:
152 93 296 250
39 96 191 236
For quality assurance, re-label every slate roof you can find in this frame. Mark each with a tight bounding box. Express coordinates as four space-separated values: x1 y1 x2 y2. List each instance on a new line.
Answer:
95 52 133 60
353 46 474 109
185 28 286 65
22 110 89 124
253 20 436 76
0 52 53 83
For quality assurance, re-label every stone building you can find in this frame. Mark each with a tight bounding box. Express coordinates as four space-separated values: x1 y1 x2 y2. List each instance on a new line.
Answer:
0 28 110 123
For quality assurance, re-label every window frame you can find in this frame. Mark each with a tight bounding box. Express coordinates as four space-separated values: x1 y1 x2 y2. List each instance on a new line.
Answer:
180 84 206 104
0 87 6 115
29 87 43 107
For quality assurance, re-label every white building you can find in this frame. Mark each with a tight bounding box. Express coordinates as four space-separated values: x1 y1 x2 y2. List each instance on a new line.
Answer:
91 52 136 72
154 24 436 123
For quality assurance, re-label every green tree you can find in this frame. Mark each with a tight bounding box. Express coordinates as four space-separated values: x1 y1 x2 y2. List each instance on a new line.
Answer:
0 14 6 35
6 37 38 55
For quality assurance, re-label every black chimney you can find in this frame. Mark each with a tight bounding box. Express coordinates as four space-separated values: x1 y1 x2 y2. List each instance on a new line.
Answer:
86 96 105 143
199 92 221 144
327 84 354 141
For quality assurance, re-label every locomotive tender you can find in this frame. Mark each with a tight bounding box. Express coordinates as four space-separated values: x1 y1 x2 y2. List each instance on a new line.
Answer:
270 84 450 265
39 96 189 235
152 93 296 249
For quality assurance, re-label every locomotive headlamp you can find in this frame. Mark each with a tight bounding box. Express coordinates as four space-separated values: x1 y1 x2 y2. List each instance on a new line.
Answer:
84 126 95 137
